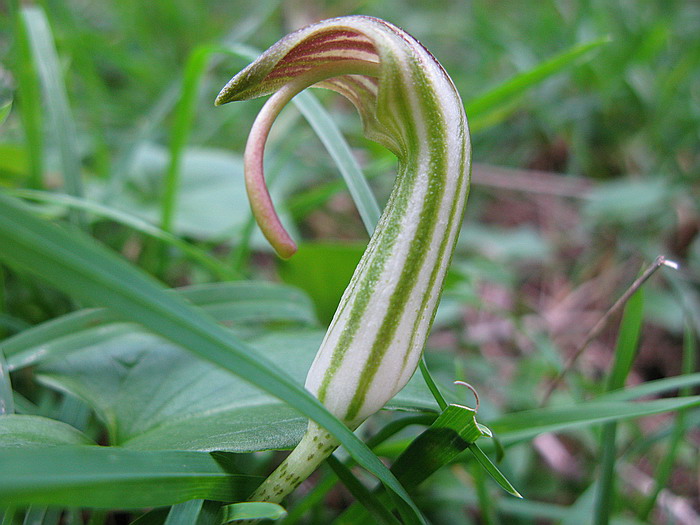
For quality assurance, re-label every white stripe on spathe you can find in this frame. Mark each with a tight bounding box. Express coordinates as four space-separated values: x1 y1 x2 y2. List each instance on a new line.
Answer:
215 15 471 506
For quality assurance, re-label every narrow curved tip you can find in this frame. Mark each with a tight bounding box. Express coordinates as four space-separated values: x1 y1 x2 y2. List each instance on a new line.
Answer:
214 80 239 106
214 90 228 106
275 242 298 260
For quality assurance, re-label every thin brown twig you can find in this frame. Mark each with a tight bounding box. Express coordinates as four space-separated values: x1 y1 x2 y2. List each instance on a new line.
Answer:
540 255 679 405
472 163 593 198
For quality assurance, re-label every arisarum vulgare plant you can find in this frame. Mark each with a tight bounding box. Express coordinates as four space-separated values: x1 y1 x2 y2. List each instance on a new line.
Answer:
216 15 471 503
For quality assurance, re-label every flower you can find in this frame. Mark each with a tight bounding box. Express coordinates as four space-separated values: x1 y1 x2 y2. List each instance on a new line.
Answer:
216 15 471 503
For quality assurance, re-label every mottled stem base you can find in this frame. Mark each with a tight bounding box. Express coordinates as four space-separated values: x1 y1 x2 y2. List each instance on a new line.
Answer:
249 422 340 504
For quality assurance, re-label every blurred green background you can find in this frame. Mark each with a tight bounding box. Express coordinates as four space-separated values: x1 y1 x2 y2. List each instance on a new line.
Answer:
1 0 699 523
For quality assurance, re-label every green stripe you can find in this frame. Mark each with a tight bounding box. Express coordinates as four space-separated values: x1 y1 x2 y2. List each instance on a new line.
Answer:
399 85 470 378
316 51 421 406
344 67 449 422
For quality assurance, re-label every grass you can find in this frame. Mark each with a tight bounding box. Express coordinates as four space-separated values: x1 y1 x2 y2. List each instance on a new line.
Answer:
1 1 699 524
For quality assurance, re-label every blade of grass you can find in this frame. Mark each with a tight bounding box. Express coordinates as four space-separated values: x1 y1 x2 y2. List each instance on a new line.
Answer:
21 507 46 525
639 321 697 519
4 281 317 371
470 459 497 525
467 444 522 498
164 500 204 525
0 349 14 415
327 455 402 525
105 0 280 201
293 91 381 235
0 192 423 525
605 287 645 392
598 372 700 402
13 9 43 189
220 502 287 523
418 357 448 411
0 100 11 127
1 509 17 525
162 45 218 234
594 287 644 525
20 6 85 227
0 447 259 508
483 397 700 445
465 37 610 119
8 188 238 281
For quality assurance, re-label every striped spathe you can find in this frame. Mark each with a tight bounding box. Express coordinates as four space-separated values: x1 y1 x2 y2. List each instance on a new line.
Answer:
216 15 471 504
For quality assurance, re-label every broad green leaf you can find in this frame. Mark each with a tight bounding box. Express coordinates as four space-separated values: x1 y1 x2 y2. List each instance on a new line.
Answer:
34 330 438 452
113 143 300 245
0 191 421 521
584 179 672 224
457 225 552 262
0 447 260 508
0 415 95 447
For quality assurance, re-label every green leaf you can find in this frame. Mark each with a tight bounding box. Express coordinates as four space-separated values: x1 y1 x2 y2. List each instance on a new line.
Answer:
277 242 365 324
0 100 11 127
0 415 95 447
0 447 260 508
0 350 12 415
293 91 381 235
466 37 610 122
20 6 84 225
336 405 491 524
488 397 700 444
467 444 522 498
326 455 401 525
595 287 644 525
390 405 487 489
584 179 672 224
33 329 436 452
0 191 422 523
13 8 43 189
598 372 700 402
220 502 287 523
164 500 205 525
114 144 290 243
7 189 238 281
